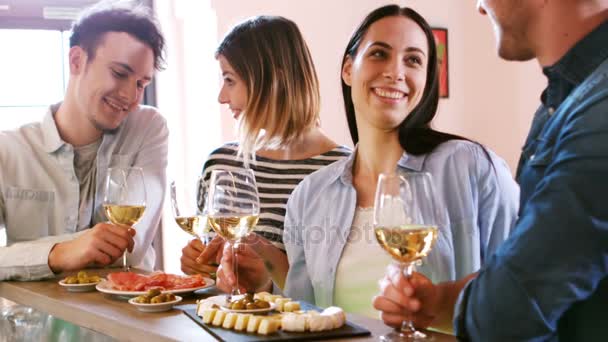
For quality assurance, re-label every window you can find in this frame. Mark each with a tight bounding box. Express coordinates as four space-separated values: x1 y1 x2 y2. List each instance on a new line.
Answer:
0 29 70 130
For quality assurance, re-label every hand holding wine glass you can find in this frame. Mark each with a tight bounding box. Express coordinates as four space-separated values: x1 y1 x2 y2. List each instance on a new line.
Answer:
206 169 260 298
103 167 147 271
373 172 440 341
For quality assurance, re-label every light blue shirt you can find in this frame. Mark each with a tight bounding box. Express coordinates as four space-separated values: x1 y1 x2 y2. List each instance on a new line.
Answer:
283 140 519 307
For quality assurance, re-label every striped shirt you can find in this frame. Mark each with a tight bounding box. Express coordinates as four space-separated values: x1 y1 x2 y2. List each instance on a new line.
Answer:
197 142 351 250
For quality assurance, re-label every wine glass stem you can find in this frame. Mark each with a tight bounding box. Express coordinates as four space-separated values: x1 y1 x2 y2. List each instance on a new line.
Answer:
400 263 417 336
232 241 240 296
123 252 130 271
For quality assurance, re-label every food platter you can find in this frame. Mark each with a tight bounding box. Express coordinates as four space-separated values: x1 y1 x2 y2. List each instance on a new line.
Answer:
95 277 214 297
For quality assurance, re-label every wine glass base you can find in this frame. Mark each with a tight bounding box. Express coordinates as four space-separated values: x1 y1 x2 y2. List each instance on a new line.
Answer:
380 329 433 341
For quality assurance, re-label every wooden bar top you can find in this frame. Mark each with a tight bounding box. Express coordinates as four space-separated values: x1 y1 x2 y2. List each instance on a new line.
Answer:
0 269 456 341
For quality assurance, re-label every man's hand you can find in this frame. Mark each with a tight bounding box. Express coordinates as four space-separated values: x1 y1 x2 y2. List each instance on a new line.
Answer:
373 264 477 332
373 265 441 329
215 241 272 294
180 238 219 276
48 222 135 273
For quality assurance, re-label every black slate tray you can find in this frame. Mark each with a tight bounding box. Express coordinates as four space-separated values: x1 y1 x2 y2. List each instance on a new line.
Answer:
179 303 371 341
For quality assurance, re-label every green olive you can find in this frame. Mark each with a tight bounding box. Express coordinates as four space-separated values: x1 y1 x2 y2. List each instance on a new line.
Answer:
165 293 176 301
77 271 88 279
231 300 246 310
150 295 164 304
64 276 79 284
255 300 270 309
146 288 161 298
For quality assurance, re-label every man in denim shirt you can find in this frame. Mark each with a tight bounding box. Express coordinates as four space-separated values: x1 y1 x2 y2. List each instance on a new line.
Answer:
374 0 608 340
0 2 167 280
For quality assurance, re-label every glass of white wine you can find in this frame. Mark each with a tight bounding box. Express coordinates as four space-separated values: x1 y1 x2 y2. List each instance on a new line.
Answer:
103 167 146 271
374 172 440 342
170 176 210 243
206 169 259 297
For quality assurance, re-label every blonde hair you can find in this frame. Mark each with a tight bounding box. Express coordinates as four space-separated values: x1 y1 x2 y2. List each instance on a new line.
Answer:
216 16 320 162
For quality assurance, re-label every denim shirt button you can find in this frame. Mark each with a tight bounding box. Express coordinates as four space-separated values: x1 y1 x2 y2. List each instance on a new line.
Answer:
530 154 536 161
548 107 555 115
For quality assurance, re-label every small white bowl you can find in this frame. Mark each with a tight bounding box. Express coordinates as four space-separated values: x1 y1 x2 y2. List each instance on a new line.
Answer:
128 296 183 313
58 279 101 292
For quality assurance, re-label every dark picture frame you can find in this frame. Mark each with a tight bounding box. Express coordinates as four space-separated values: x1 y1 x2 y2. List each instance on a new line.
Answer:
432 28 449 98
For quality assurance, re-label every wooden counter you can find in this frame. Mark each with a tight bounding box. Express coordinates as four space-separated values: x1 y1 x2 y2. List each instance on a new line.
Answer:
0 270 455 341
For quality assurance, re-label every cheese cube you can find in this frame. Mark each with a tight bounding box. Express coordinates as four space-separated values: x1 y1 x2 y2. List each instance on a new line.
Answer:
222 312 237 329
283 301 301 313
274 298 291 311
322 306 346 329
246 315 262 333
254 291 271 301
201 309 217 324
257 318 279 335
267 295 283 303
212 310 226 326
234 314 251 331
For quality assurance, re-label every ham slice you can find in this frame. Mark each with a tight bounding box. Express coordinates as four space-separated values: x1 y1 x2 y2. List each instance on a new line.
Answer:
106 272 206 291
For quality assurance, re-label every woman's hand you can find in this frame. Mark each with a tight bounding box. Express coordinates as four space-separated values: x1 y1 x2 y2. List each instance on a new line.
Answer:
215 240 272 294
180 238 220 276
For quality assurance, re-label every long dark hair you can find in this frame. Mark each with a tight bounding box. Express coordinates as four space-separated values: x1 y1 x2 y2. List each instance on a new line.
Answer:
341 5 469 155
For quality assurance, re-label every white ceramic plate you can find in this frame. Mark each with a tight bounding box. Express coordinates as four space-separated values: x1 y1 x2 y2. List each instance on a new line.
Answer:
58 279 102 292
205 295 277 314
95 277 215 297
128 296 182 313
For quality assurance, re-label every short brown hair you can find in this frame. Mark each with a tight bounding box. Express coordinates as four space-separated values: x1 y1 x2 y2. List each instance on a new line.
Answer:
70 0 166 70
216 16 320 158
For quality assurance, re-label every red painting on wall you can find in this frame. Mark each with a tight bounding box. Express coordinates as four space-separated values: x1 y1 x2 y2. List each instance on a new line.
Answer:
432 28 449 98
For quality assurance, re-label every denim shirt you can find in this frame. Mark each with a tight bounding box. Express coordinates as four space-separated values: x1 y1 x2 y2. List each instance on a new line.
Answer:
283 140 519 307
0 105 168 280
455 21 608 342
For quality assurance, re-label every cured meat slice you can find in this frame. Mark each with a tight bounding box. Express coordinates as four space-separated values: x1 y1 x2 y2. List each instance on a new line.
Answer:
106 272 207 291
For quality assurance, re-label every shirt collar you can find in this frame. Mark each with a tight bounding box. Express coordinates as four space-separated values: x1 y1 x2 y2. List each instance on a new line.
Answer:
338 145 427 186
41 103 67 154
541 19 608 107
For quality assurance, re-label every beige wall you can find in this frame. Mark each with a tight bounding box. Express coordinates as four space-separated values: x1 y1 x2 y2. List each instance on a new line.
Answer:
210 0 547 173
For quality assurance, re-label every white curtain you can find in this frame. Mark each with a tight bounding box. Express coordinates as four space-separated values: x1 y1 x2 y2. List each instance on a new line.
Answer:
155 0 222 273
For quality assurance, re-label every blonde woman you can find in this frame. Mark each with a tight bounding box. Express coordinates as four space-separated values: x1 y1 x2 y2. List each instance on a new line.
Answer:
180 16 350 289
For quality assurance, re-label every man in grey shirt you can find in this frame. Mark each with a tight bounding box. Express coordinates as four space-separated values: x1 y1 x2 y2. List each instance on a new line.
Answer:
0 1 168 280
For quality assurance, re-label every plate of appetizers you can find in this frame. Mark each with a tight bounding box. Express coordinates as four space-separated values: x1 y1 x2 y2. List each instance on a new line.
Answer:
201 294 277 314
128 289 183 312
58 271 103 292
95 271 214 296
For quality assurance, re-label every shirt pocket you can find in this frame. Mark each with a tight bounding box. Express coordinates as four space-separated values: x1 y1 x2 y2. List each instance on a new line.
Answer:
3 186 54 241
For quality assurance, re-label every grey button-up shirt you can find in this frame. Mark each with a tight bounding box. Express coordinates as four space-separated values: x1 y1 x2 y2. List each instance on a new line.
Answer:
0 104 168 280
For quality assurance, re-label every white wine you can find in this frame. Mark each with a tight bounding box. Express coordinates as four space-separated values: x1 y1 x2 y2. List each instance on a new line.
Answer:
175 215 209 237
207 215 259 241
103 204 146 226
374 225 438 263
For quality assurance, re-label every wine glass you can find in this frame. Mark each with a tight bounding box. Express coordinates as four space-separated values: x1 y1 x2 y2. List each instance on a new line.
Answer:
103 167 147 271
170 176 210 243
374 172 441 341
206 169 260 297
